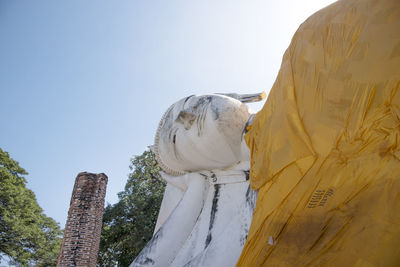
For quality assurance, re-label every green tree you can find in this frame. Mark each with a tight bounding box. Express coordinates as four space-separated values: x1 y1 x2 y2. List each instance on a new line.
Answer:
0 148 62 266
98 149 166 267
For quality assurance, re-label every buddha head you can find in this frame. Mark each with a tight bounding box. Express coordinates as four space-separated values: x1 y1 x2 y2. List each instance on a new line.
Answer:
153 92 265 176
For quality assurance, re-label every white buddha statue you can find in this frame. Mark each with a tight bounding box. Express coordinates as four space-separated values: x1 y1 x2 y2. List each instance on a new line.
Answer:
130 92 265 267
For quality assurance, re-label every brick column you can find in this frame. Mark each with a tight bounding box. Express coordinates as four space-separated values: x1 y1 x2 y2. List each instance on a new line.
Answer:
57 172 108 267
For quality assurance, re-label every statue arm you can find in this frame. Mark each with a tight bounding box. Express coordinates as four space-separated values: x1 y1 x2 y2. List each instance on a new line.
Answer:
130 172 208 267
153 183 184 234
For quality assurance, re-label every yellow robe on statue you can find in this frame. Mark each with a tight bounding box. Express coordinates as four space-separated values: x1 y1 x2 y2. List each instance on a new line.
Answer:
238 0 400 266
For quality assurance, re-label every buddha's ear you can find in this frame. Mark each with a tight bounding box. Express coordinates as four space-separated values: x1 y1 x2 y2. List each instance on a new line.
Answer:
215 91 266 103
176 110 196 130
159 171 188 191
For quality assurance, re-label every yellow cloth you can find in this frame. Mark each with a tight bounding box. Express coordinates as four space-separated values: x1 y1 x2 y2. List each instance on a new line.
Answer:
238 0 400 266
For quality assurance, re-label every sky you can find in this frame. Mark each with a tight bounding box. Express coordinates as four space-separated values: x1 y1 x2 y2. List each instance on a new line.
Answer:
0 0 337 229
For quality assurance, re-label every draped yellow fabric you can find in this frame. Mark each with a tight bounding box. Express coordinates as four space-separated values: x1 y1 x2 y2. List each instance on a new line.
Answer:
238 0 400 266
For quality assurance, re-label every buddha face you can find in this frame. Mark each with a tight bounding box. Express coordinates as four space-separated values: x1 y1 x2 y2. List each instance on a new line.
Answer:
154 94 252 176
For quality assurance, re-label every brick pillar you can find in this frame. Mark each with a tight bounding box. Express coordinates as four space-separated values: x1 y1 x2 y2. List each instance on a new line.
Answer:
57 172 108 267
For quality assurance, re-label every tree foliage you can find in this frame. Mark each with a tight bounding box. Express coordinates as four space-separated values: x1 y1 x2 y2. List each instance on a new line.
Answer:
98 149 166 267
0 148 62 266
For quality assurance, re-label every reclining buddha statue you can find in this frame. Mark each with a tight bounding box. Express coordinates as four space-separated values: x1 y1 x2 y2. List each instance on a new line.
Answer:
130 92 265 267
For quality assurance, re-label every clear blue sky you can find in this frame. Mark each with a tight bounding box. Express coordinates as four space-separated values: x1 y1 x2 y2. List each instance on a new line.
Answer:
0 0 336 228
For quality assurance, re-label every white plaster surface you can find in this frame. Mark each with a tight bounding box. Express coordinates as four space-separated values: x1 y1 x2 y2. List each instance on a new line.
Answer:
130 168 257 267
153 183 184 234
153 94 262 176
130 93 264 267
131 173 208 267
171 169 257 267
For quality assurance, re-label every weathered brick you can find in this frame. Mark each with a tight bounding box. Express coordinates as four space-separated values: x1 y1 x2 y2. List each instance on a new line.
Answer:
57 172 108 267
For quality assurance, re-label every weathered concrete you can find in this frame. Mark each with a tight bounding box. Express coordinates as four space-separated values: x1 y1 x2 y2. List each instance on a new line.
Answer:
131 93 264 267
